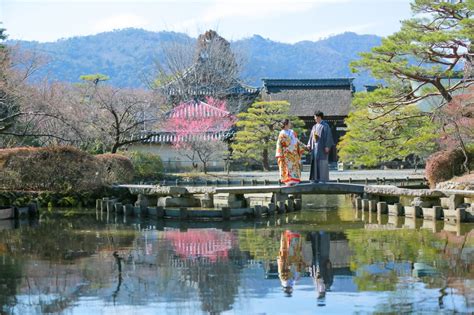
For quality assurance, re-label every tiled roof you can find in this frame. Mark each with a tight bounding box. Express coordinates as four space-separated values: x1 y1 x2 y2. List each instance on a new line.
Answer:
165 84 260 96
166 100 231 118
136 99 234 144
162 65 260 96
262 78 354 116
262 78 354 88
134 131 230 144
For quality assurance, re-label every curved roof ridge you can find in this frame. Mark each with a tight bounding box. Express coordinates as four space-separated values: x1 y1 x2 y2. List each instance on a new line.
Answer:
262 78 354 87
168 99 231 118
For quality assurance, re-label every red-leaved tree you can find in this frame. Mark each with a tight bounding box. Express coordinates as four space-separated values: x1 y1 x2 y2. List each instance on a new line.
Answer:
438 85 474 173
164 97 235 173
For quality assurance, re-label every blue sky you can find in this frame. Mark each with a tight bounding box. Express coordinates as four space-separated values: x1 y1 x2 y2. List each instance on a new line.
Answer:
1 0 413 43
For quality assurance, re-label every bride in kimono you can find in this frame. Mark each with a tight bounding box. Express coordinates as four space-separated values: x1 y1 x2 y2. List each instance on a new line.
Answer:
275 119 307 186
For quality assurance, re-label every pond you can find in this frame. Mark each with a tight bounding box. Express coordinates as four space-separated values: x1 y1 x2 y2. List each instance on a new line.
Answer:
0 195 472 314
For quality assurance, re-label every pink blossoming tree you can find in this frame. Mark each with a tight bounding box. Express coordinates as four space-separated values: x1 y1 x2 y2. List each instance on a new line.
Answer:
165 97 235 173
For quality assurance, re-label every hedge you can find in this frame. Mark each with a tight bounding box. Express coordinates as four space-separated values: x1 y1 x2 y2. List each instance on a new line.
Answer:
125 151 163 181
0 146 102 192
425 147 473 188
0 146 136 192
95 153 135 185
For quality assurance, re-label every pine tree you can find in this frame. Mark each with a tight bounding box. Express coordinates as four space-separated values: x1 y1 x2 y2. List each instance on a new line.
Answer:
232 101 305 171
341 0 473 170
338 87 439 167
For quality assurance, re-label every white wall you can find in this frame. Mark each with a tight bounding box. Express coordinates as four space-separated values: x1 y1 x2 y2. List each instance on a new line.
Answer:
128 143 228 172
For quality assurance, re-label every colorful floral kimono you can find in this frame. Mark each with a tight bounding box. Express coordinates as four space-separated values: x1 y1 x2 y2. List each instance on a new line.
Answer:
278 230 306 292
275 129 306 185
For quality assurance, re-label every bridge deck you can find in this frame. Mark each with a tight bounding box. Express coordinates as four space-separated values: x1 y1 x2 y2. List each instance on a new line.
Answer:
116 182 474 198
215 183 365 195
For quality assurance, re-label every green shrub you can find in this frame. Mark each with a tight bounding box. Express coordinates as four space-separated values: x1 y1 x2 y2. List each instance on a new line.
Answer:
125 151 163 181
95 153 135 184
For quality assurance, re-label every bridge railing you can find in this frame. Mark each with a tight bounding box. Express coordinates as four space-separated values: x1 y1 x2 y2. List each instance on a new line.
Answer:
150 177 428 188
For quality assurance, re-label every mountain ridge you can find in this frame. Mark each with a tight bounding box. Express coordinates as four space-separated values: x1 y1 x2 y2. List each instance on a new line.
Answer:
7 28 382 90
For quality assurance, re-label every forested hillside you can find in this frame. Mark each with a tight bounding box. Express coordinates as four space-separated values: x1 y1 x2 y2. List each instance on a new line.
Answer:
9 29 381 90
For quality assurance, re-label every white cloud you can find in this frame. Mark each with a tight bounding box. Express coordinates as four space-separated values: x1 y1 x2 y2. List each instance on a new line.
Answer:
92 14 149 32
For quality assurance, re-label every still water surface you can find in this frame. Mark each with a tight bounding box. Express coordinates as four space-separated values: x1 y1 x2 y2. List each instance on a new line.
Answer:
0 195 472 314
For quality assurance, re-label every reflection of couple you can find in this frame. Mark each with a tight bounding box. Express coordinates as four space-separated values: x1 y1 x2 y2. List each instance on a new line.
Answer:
277 230 333 301
309 231 333 305
276 111 334 186
277 230 305 296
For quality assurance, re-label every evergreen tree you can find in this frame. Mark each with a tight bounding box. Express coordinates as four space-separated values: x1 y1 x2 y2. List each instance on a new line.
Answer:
232 101 305 171
338 87 439 167
341 0 473 169
79 73 110 86
352 0 473 100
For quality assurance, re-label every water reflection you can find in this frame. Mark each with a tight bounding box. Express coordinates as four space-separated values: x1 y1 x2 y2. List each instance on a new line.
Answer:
277 230 304 296
275 230 336 304
163 229 242 314
308 231 333 305
0 202 472 314
0 255 23 311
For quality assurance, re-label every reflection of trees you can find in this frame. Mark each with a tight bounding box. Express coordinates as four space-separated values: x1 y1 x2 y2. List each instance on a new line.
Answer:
0 215 138 312
0 255 23 313
346 228 474 308
164 228 243 314
353 270 398 291
0 215 136 261
112 251 123 304
181 258 242 314
338 206 358 222
237 229 280 261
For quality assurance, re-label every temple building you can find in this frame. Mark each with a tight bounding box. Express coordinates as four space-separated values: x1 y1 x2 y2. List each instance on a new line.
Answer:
261 78 354 163
159 30 260 113
162 77 260 114
131 77 354 168
129 99 233 171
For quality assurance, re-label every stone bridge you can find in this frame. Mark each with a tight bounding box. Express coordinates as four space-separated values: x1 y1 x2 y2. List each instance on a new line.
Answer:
108 182 474 222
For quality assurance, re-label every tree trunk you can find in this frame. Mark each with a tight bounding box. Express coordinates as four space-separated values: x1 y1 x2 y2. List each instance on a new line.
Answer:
262 148 269 171
111 143 119 154
203 161 207 174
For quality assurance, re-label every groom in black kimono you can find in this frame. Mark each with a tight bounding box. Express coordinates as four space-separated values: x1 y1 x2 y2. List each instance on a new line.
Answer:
307 111 334 183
